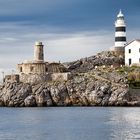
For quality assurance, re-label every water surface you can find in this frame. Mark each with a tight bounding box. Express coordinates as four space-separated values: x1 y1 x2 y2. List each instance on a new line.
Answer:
0 107 140 140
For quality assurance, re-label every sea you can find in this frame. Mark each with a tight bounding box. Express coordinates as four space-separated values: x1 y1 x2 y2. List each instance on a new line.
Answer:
0 107 140 140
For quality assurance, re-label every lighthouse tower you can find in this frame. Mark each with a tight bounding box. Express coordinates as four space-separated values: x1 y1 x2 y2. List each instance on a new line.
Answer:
114 10 126 55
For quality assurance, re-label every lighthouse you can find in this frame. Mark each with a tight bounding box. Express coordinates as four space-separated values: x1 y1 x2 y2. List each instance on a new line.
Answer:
114 10 126 55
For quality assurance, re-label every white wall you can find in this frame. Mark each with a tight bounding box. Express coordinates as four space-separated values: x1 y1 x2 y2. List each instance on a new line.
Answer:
125 40 140 66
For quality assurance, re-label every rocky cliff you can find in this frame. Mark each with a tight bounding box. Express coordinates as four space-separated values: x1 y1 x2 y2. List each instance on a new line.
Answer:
64 51 124 72
0 66 139 107
0 51 139 107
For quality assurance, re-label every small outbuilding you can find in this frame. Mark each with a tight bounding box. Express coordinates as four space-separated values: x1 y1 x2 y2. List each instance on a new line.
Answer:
125 39 140 66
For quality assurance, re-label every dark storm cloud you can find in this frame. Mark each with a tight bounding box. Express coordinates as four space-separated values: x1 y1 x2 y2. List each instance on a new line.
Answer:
0 0 139 32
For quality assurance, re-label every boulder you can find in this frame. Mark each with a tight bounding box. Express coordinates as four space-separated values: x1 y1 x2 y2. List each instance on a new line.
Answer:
24 95 36 107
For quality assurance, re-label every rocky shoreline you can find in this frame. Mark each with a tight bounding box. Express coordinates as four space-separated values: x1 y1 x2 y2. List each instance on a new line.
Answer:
0 51 139 107
0 69 139 107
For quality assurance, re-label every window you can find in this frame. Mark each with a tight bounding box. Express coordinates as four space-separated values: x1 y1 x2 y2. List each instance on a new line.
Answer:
139 58 140 62
128 49 131 53
129 58 132 65
46 67 48 72
20 67 22 72
139 48 140 52
30 66 34 72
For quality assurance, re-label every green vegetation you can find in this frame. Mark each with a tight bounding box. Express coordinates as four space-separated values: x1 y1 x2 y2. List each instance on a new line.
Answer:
128 72 140 83
117 66 140 74
116 66 140 88
117 66 133 74
129 82 140 89
127 69 140 88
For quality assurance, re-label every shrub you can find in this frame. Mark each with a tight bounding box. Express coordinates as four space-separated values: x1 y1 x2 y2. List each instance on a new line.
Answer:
128 72 140 83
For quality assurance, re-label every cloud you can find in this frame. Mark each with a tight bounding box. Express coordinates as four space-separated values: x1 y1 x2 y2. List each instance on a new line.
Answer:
0 20 139 66
0 30 114 81
0 0 63 16
0 24 114 71
0 21 139 73
0 0 140 81
46 31 113 62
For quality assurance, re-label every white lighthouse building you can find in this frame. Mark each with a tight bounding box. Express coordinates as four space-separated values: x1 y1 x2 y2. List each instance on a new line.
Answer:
125 40 140 66
114 10 127 55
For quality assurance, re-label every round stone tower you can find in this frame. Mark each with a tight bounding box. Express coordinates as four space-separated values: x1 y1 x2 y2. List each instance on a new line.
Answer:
114 10 126 55
34 42 44 62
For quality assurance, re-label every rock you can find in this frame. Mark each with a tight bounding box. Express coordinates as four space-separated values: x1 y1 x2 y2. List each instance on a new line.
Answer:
49 84 71 106
0 99 4 106
101 95 109 106
100 84 110 94
8 101 14 107
17 84 31 99
0 51 139 107
65 51 124 73
24 95 36 107
0 76 135 107
35 89 53 107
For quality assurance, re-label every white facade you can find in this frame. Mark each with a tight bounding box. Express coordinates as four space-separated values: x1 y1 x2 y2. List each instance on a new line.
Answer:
125 40 140 66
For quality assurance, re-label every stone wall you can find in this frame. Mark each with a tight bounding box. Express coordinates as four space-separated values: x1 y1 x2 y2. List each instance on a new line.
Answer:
19 72 72 85
51 72 72 81
19 73 51 85
4 74 20 83
17 62 46 75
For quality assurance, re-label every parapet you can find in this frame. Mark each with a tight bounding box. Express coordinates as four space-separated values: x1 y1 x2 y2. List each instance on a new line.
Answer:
35 42 43 46
4 74 20 83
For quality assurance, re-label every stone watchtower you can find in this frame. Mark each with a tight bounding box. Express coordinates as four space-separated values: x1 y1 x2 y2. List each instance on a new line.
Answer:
17 42 46 74
34 42 44 62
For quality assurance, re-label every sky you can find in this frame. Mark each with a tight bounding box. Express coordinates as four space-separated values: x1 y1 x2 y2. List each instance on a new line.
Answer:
0 0 140 77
